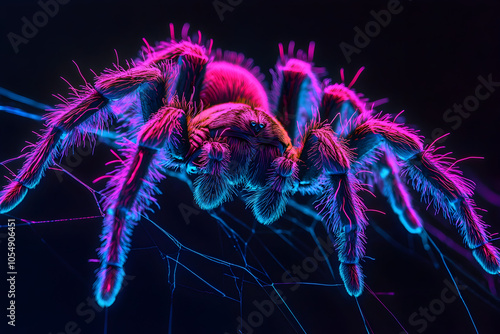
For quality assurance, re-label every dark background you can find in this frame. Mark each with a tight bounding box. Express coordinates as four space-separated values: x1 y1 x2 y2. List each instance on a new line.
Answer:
1 0 500 333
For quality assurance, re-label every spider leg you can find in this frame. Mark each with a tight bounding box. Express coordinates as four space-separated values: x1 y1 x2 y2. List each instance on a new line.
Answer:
96 101 191 307
254 42 324 218
141 28 210 106
0 64 168 214
347 117 500 274
296 122 351 194
298 122 367 296
319 79 424 232
97 146 161 307
372 150 424 234
270 42 322 144
323 173 367 297
297 74 372 193
319 82 370 137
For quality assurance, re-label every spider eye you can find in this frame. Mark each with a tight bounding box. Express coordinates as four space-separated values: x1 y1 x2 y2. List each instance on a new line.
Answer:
259 123 265 129
250 121 256 127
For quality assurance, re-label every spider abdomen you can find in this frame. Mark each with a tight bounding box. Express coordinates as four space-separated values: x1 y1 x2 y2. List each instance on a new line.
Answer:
201 60 269 110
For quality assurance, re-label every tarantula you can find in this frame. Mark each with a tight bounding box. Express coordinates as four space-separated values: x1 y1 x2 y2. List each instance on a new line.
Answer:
1 24 499 308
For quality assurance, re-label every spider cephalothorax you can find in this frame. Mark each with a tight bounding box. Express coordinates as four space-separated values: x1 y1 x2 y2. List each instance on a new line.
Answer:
1 23 499 307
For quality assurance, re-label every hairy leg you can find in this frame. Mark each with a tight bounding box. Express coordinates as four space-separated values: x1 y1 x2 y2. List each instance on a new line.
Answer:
320 172 367 297
298 122 367 296
270 42 321 144
347 116 500 274
373 150 424 234
141 24 210 107
0 64 167 213
96 102 190 306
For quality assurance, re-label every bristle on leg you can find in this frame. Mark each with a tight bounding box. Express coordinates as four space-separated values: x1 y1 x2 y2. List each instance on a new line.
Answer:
339 262 364 297
0 181 28 213
472 243 500 274
193 141 234 210
95 264 125 307
248 156 298 224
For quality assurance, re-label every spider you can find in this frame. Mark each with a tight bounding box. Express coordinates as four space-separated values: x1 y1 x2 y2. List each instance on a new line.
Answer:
0 23 499 308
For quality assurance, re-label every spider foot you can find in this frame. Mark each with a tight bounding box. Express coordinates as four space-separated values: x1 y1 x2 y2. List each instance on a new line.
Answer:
397 207 423 235
339 262 364 297
94 264 125 307
0 181 28 213
472 243 500 274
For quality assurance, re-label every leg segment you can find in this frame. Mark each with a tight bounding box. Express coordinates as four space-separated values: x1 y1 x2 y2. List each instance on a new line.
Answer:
96 146 161 307
141 24 210 108
172 51 208 104
296 122 351 194
320 173 367 297
373 150 423 234
224 136 254 186
0 65 167 213
96 103 189 307
270 42 321 144
299 124 367 296
0 89 109 213
346 117 500 274
319 83 369 137
404 150 500 273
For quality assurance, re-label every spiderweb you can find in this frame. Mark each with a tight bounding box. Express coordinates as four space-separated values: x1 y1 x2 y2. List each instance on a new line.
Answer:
1 87 499 334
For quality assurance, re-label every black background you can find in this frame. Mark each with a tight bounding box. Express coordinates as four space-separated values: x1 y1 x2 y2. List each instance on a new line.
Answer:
1 0 500 333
